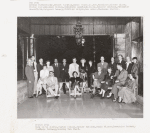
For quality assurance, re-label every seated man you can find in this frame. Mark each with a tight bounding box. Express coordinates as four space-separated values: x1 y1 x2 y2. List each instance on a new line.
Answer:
69 71 83 99
91 66 105 98
107 63 128 102
36 65 49 97
45 71 60 99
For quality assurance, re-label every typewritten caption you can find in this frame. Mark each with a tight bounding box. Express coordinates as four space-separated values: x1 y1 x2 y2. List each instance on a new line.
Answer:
35 124 135 130
29 3 129 11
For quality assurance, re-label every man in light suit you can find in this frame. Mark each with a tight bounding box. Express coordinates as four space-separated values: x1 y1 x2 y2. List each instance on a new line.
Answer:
107 63 128 102
52 59 61 82
45 71 59 99
97 56 108 75
69 57 79 78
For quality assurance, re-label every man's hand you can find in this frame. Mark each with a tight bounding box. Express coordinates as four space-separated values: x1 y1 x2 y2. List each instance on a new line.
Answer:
101 81 105 83
29 81 31 83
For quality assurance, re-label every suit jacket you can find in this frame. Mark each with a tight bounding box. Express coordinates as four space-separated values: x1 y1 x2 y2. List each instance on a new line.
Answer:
131 63 138 77
52 63 61 79
93 71 105 82
25 65 35 81
125 62 132 74
60 63 69 82
37 63 43 79
117 69 128 84
118 60 126 69
97 62 108 75
69 63 79 77
87 65 95 77
46 76 58 88
108 62 117 75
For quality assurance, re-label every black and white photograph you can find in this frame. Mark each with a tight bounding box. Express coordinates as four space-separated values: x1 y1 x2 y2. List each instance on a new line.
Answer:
17 17 143 118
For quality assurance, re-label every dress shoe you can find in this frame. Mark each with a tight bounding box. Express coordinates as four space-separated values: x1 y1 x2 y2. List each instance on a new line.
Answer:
29 96 33 98
113 98 117 102
107 94 112 98
55 96 59 99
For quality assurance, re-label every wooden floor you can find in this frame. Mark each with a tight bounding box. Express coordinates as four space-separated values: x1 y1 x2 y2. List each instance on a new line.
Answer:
17 91 143 118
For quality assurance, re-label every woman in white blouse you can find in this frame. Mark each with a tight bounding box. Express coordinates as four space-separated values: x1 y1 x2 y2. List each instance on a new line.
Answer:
46 60 54 72
69 57 79 78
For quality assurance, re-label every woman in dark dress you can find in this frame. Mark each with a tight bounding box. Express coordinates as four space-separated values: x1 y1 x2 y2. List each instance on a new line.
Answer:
100 67 114 98
69 71 83 98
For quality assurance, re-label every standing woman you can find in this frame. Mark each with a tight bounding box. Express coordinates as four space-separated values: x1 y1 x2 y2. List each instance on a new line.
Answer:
131 57 138 82
31 56 38 96
100 67 114 98
25 58 35 98
46 60 54 72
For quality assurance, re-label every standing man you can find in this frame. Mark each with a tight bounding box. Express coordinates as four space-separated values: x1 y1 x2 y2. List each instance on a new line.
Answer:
52 58 61 82
118 54 126 69
69 57 80 78
60 59 69 94
125 56 132 75
87 60 95 87
97 56 108 75
25 58 35 98
37 58 43 79
31 56 38 96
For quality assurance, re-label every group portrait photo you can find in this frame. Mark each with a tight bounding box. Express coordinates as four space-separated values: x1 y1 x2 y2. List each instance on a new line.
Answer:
17 17 143 118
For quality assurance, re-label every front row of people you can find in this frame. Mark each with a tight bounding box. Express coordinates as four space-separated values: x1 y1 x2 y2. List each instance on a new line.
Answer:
25 58 137 104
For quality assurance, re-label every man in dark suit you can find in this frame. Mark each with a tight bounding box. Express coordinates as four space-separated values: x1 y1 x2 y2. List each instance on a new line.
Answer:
52 58 61 82
60 59 69 94
107 63 128 102
25 58 35 98
37 58 43 79
125 56 132 75
87 60 95 87
118 54 126 69
97 56 108 75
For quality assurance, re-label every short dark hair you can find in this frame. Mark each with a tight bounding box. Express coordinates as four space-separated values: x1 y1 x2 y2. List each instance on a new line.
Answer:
72 71 78 76
49 71 54 73
132 57 137 60
118 54 123 58
117 63 122 67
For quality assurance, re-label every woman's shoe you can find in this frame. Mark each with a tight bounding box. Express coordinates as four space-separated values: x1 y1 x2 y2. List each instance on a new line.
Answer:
113 98 117 102
118 99 123 103
107 93 112 98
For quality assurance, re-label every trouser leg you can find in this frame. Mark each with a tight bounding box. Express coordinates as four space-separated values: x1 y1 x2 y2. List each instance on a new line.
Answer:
63 83 66 94
111 82 122 99
27 80 34 97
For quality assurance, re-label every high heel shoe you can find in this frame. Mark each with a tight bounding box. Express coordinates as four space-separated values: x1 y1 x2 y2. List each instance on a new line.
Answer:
118 99 123 103
107 93 112 98
113 98 117 102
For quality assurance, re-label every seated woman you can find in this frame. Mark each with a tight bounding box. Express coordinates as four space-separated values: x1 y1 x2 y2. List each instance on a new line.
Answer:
91 66 105 98
100 67 114 98
69 71 83 99
45 71 60 99
36 64 49 97
118 73 136 103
